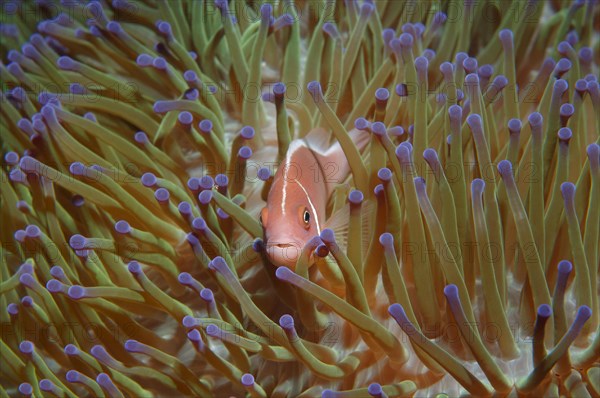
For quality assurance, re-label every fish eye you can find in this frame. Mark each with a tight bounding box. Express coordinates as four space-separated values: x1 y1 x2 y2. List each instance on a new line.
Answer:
303 209 310 225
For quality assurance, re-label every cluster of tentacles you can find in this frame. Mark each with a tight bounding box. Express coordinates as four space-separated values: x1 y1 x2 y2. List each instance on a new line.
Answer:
1 0 599 397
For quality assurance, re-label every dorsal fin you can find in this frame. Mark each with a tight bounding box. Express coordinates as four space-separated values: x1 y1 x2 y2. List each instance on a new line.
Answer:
303 127 333 151
304 127 371 197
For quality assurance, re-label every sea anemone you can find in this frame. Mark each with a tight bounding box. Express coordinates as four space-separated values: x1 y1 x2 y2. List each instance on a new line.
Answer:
1 0 599 396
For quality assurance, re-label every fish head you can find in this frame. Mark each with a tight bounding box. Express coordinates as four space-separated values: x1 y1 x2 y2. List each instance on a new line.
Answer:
260 161 323 268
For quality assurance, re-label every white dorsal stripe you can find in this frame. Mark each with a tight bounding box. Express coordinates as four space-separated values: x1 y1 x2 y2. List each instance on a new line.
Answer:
281 140 305 216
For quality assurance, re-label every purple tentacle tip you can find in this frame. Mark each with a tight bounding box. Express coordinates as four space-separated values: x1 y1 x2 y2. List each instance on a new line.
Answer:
124 339 141 352
375 88 390 102
25 225 41 238
465 73 479 85
448 104 462 119
182 315 196 328
200 288 214 302
388 303 408 322
216 208 229 219
215 174 229 187
141 172 157 187
377 167 393 182
315 243 329 257
528 112 543 128
238 146 252 159
319 228 336 244
275 266 293 280
558 260 573 275
67 285 86 299
415 56 428 71
537 304 552 318
21 296 33 307
560 103 575 118
322 22 340 39
354 117 370 131
395 83 408 97
154 188 171 203
178 201 192 215
199 119 213 133
279 313 295 329
253 238 265 252
115 220 131 234
64 344 79 355
471 178 485 195
191 217 208 231
557 41 574 56
554 79 569 93
466 113 482 128
106 21 122 34
379 232 394 248
209 256 228 272
368 383 383 397
127 261 142 274
371 122 386 136
178 272 193 286
575 79 588 93
19 340 34 354
153 57 168 70
7 303 19 315
388 126 404 136
65 370 80 383
187 329 202 343
240 126 255 139
395 144 410 162
19 156 38 173
199 175 214 190
499 29 513 43
14 230 27 243
307 81 322 96
50 266 65 279
443 284 460 299
497 160 513 177
423 148 439 165
360 2 374 17
57 56 77 70
39 379 54 392
560 182 576 202
273 82 286 96
399 33 413 47
177 111 193 125
508 119 521 134
241 373 255 387
69 234 86 250
46 279 63 293
158 21 173 37
136 54 153 67
96 372 115 388
198 190 213 205
348 189 363 205
19 383 33 395
558 127 572 141
588 144 599 168
257 167 270 181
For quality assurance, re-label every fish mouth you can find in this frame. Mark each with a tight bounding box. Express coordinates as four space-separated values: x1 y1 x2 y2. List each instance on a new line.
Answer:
264 240 301 268
273 243 294 248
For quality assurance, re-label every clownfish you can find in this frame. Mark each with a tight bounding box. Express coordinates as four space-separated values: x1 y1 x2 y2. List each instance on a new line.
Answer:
260 128 370 268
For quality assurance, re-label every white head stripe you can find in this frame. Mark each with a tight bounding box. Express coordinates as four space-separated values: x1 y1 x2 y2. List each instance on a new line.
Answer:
295 179 321 234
